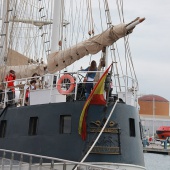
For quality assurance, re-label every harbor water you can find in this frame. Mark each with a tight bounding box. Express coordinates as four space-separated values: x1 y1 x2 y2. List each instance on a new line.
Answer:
144 153 170 170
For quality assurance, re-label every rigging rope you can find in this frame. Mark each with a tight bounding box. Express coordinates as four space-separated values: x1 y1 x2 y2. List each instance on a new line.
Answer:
115 0 138 91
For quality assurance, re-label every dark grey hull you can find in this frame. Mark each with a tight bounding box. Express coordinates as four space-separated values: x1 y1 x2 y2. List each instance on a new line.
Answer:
0 101 144 167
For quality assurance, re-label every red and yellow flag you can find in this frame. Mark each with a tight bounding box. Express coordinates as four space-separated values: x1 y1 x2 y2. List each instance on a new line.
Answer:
78 64 112 140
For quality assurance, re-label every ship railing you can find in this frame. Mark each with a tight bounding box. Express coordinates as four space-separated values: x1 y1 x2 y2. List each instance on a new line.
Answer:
0 71 138 108
113 75 139 107
0 149 129 170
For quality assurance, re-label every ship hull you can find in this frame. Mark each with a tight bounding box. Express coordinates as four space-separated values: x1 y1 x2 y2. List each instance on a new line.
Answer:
156 126 170 139
0 101 144 167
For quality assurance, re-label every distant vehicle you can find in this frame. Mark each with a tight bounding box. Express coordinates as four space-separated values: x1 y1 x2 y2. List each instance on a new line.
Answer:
156 126 170 140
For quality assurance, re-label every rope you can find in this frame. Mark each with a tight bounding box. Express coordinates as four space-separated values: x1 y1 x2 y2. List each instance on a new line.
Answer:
98 0 104 32
114 0 138 92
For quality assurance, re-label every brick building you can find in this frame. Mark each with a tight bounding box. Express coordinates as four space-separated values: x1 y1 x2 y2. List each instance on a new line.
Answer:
138 94 170 137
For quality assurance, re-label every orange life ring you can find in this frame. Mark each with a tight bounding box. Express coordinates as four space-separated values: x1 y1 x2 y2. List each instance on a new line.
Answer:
57 74 75 95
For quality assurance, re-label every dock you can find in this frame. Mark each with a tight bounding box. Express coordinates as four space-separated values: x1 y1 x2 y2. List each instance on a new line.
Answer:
143 141 170 155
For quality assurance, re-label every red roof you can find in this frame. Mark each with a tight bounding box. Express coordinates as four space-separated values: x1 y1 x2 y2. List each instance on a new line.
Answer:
138 94 169 102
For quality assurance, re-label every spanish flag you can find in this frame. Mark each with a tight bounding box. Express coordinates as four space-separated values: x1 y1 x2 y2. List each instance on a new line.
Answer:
78 64 112 140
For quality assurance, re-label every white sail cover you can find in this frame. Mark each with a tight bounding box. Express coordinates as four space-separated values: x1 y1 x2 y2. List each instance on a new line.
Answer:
47 23 127 73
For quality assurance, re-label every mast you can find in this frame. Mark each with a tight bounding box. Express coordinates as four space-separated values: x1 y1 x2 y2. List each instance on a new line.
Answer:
152 97 155 138
51 0 62 53
0 0 10 65
103 0 112 69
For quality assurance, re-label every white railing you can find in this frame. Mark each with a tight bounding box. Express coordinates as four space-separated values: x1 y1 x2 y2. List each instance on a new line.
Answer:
0 149 145 170
0 71 138 109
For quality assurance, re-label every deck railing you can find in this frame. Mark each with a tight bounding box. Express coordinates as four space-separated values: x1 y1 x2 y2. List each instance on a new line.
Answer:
0 149 117 170
0 71 138 109
0 149 145 170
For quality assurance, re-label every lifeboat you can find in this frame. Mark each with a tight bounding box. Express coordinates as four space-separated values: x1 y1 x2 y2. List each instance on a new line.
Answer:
156 126 170 139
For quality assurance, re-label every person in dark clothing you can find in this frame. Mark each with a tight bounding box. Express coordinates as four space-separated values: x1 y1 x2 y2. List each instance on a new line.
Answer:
0 83 4 106
81 60 97 99
105 73 113 99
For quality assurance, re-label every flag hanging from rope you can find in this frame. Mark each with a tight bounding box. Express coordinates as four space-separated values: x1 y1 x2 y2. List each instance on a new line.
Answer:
78 63 112 140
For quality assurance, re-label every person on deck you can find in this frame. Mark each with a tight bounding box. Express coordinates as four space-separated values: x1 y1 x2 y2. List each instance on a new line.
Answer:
5 70 16 105
25 79 37 106
104 72 113 99
30 79 36 90
81 60 97 99
109 79 113 97
0 83 5 107
31 73 42 89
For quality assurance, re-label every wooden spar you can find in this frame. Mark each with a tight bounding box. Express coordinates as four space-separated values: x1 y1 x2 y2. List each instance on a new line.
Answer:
126 17 145 31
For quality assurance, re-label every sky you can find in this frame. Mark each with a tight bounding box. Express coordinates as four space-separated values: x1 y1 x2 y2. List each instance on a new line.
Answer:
67 0 170 101
122 0 170 101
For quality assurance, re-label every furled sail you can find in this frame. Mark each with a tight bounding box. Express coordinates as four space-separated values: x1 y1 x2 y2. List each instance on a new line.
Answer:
6 49 29 66
47 23 127 73
0 64 46 82
0 49 47 81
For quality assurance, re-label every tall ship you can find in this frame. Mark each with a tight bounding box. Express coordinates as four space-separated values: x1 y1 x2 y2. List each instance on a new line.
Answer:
0 0 145 169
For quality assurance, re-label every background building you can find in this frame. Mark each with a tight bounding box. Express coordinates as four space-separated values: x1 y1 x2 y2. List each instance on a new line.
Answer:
138 94 170 137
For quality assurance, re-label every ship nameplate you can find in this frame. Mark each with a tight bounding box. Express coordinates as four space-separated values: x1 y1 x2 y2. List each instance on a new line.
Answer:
90 146 120 154
90 128 119 133
89 120 119 133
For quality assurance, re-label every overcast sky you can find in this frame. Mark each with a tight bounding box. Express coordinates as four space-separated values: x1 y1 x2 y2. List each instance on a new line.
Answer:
122 0 170 101
65 0 170 101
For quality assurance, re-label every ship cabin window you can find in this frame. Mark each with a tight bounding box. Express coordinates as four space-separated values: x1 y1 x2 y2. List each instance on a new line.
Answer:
28 117 38 136
0 120 7 138
129 118 136 137
60 115 71 134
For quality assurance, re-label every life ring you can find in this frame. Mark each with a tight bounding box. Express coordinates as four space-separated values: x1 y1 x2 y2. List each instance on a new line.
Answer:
57 74 75 95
